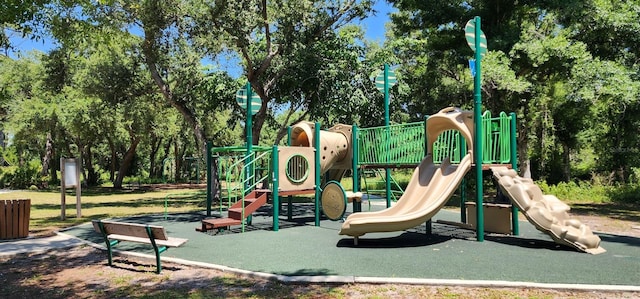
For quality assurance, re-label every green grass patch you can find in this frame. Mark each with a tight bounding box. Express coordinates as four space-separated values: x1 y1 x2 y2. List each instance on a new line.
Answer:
0 187 208 234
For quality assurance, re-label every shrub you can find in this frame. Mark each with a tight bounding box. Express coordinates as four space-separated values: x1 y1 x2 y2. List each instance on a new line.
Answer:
607 183 640 204
3 161 42 189
538 180 609 203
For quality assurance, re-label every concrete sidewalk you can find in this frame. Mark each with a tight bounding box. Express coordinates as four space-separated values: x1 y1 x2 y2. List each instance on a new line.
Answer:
0 234 84 257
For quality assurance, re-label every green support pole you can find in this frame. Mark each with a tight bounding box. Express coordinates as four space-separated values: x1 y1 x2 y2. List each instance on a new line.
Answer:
314 122 321 226
245 82 253 192
473 16 485 242
272 146 279 231
423 118 432 234
206 141 212 217
459 133 467 223
287 126 293 220
384 63 392 208
352 125 361 212
510 112 519 235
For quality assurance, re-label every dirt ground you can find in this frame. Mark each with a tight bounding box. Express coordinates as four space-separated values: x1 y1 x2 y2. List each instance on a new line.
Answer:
1 215 639 299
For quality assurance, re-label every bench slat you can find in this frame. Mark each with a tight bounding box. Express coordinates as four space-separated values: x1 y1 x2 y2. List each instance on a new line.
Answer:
107 234 188 247
92 220 169 240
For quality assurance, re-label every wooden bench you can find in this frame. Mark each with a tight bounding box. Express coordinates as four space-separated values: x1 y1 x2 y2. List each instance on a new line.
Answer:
92 220 188 273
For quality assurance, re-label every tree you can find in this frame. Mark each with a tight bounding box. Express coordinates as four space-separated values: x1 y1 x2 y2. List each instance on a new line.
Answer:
192 0 375 145
387 0 640 182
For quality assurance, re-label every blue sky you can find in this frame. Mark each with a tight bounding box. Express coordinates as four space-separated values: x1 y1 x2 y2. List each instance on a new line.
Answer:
7 1 394 62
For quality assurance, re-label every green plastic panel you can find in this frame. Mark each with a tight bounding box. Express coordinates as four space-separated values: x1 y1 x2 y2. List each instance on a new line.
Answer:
357 121 425 166
356 111 513 166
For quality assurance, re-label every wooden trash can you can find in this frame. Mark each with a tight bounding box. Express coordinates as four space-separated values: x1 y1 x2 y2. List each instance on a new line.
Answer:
0 199 31 239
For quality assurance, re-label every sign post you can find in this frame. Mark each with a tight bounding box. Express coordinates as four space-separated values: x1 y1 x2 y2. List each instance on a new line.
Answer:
235 83 261 190
374 64 397 208
60 158 82 220
465 16 487 242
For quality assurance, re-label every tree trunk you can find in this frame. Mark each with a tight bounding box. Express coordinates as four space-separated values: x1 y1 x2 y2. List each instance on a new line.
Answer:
173 140 182 182
562 143 571 182
114 137 141 189
84 145 99 186
41 133 53 176
518 108 532 179
149 136 162 178
107 137 116 182
141 26 207 158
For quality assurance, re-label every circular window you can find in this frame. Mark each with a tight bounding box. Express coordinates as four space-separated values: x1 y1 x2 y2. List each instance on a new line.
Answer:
286 154 310 183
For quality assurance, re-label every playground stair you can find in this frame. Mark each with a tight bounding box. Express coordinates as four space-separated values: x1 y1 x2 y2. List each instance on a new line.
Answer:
197 189 270 232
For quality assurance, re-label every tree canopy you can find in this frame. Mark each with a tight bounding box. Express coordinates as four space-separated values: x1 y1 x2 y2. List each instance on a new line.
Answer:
0 0 639 191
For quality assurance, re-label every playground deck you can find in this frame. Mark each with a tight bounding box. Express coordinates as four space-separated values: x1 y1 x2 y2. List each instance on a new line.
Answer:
60 201 640 288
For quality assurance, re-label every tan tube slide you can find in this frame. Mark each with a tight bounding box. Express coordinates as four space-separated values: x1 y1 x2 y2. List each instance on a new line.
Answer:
492 166 606 254
289 121 351 176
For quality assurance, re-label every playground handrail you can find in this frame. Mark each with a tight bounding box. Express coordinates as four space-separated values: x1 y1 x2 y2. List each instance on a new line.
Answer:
220 149 271 232
358 121 425 166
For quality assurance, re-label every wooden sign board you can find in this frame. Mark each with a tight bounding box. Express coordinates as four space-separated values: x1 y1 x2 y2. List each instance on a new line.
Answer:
60 158 82 220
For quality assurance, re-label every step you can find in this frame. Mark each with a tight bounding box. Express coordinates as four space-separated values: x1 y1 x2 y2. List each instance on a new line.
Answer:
228 208 244 220
229 195 263 209
197 218 242 231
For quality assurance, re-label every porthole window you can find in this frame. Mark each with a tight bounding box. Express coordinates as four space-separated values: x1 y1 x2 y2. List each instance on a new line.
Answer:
286 154 309 183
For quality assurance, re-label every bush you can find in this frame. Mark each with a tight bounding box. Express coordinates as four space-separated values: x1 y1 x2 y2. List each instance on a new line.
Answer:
2 161 43 189
538 180 609 203
607 183 640 204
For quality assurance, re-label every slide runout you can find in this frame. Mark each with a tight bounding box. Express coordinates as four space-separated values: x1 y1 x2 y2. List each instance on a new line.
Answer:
346 158 458 225
491 167 605 254
339 153 472 238
345 155 445 221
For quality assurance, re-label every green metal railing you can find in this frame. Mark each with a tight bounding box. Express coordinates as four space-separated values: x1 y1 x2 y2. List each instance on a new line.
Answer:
357 121 425 166
361 168 405 201
355 111 513 166
218 150 271 232
432 129 466 163
432 111 513 164
206 145 272 232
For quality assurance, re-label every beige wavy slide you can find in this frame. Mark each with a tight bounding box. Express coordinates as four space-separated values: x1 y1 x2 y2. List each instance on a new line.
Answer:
491 166 606 254
339 152 472 244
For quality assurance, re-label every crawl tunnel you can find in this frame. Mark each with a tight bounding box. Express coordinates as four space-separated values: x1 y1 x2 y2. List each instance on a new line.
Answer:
289 121 352 175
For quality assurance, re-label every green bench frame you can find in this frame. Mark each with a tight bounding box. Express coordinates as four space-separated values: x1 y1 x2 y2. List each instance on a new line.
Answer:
92 220 188 273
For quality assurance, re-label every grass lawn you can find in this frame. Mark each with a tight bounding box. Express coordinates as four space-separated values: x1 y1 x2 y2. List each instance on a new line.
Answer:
0 186 208 236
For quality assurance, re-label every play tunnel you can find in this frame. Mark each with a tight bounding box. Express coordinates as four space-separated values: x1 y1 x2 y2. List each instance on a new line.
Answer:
289 121 353 175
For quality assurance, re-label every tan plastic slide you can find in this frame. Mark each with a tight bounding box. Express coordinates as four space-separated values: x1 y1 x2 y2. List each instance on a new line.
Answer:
339 152 472 242
491 166 606 254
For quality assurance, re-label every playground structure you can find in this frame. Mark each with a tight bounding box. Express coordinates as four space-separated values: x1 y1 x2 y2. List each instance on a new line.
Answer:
491 166 605 254
198 106 604 254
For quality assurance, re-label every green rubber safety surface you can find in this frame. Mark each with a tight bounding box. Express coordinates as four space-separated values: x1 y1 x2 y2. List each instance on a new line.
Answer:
62 202 640 286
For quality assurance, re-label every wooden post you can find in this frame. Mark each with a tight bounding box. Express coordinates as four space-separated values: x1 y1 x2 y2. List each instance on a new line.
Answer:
60 158 66 220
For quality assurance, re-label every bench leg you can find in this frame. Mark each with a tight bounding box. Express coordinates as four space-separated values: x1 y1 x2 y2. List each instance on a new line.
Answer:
97 220 119 267
145 225 167 274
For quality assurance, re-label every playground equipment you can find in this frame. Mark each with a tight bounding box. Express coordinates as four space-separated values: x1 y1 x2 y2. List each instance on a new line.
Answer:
491 166 605 254
339 108 473 243
199 105 604 254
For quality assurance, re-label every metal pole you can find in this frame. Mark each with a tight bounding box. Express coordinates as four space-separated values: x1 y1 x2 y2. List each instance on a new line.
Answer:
473 16 484 242
423 117 432 234
459 133 467 223
245 82 253 192
352 125 361 212
272 146 279 231
510 112 519 235
206 141 212 216
286 126 293 220
384 63 392 208
314 122 321 226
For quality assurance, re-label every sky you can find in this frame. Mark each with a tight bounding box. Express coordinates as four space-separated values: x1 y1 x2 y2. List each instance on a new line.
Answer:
7 1 395 69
